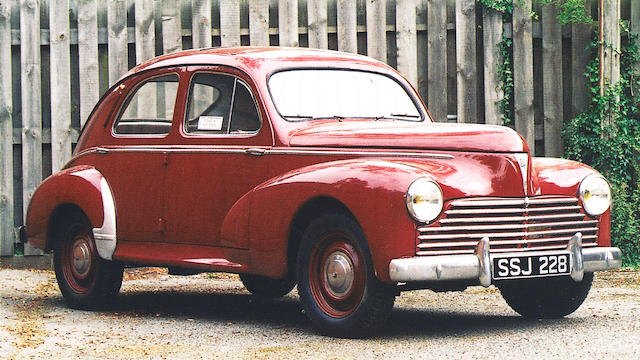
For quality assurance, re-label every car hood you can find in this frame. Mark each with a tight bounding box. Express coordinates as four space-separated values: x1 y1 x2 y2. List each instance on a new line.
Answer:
288 121 529 153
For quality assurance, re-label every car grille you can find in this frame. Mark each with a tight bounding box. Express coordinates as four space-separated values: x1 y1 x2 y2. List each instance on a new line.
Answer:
417 196 599 256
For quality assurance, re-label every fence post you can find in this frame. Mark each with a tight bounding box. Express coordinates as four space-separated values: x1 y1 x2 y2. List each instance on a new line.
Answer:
601 0 620 132
220 0 240 47
108 0 128 86
162 0 183 54
455 0 477 123
0 1 13 257
50 0 72 173
482 7 503 126
191 0 211 49
633 0 640 79
513 0 535 153
278 0 298 47
396 0 417 87
365 0 385 62
542 3 563 157
20 0 43 256
337 0 357 53
78 0 99 128
571 0 593 117
249 0 270 46
427 0 447 122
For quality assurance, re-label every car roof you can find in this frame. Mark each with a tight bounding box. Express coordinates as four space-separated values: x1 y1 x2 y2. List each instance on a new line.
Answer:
126 46 395 78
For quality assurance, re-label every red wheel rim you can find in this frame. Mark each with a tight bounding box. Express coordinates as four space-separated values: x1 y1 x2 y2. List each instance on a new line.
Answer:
308 232 366 318
60 225 97 294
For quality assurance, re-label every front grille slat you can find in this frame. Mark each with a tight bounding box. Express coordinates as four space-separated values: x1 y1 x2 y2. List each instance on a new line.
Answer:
417 196 600 256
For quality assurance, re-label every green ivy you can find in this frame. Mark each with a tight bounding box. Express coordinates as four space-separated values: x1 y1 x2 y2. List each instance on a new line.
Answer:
563 33 640 267
498 37 514 125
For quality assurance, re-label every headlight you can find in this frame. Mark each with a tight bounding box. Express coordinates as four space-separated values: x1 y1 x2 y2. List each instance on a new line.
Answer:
406 178 443 223
578 174 612 216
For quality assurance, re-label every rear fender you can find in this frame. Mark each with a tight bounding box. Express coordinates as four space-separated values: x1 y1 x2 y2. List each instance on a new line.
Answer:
25 166 117 259
239 159 431 282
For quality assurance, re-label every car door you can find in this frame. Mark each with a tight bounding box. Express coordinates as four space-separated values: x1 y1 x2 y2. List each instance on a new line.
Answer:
163 69 273 249
94 70 182 243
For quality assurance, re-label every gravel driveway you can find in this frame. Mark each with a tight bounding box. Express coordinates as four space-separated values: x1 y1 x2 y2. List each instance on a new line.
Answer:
1 267 639 359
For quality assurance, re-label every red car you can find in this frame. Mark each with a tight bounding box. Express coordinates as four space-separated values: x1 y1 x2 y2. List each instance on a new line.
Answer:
21 47 621 337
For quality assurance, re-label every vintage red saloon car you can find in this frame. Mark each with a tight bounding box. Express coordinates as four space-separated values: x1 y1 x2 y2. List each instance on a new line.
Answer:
22 47 621 337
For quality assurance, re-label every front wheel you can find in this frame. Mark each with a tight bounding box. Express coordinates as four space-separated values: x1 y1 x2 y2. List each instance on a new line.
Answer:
296 213 396 338
498 273 594 318
53 212 124 310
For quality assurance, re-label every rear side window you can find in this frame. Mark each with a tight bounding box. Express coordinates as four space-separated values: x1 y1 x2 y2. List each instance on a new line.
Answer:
114 74 179 135
185 73 261 134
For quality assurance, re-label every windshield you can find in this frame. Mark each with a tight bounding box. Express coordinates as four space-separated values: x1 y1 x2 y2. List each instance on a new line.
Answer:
268 69 424 121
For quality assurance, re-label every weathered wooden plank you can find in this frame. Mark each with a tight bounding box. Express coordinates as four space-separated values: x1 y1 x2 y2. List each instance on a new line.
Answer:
308 0 327 49
78 0 99 127
542 3 563 157
571 0 592 117
455 0 477 123
426 0 446 121
396 0 417 86
192 0 212 48
135 0 156 117
220 0 240 47
12 128 80 145
20 0 43 255
337 0 357 53
50 0 72 172
482 8 502 126
162 0 183 54
107 0 128 86
513 0 535 153
279 0 298 47
0 1 14 256
602 0 620 130
249 0 269 46
365 0 385 61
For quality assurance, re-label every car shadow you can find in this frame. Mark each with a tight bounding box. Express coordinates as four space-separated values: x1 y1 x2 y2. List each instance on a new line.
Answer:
41 286 589 339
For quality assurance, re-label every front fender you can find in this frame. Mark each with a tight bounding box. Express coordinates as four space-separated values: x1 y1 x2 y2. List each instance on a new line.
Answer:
25 166 117 259
241 159 431 282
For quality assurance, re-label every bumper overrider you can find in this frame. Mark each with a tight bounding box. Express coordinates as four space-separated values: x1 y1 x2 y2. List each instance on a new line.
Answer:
389 232 621 286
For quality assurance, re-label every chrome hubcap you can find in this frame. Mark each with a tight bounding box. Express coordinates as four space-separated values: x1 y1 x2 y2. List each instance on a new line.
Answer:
71 239 91 278
323 251 354 297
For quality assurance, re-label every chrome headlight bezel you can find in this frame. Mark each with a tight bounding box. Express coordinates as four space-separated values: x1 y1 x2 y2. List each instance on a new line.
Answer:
578 174 612 217
405 178 444 224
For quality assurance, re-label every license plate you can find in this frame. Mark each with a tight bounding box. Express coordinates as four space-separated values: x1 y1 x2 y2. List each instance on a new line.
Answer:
492 253 571 280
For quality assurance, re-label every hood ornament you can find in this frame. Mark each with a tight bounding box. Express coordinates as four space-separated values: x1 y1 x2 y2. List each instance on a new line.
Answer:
514 153 528 197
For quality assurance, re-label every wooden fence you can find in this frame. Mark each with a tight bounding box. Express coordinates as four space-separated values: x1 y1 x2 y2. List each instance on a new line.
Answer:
0 0 637 256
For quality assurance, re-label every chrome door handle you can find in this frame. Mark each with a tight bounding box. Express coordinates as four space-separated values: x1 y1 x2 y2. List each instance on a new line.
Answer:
245 148 266 156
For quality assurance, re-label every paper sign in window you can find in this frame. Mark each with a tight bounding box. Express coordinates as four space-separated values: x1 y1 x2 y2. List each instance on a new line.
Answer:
197 116 224 131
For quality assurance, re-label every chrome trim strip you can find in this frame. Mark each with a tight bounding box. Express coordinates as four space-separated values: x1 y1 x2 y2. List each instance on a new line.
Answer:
439 213 586 223
391 236 621 284
417 235 598 249
92 177 117 260
75 146 454 159
419 220 598 232
418 227 598 241
450 197 577 207
444 205 583 215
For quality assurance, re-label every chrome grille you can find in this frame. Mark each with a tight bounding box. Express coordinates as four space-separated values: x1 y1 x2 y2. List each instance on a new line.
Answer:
417 196 599 256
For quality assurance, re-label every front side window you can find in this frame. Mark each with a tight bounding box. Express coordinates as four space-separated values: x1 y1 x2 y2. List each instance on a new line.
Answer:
114 74 179 135
185 73 261 134
268 69 424 122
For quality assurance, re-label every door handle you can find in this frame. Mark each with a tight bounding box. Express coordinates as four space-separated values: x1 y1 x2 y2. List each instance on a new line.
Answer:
245 148 267 156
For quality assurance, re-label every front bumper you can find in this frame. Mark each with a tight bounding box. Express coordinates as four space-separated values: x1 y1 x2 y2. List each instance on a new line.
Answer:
389 232 621 286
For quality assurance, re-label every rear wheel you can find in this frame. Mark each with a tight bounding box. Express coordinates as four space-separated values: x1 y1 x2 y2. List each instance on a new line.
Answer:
240 274 295 298
498 273 593 318
296 213 396 338
53 212 123 309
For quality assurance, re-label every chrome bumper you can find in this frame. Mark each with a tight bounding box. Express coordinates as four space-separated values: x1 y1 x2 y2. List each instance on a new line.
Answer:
389 233 622 287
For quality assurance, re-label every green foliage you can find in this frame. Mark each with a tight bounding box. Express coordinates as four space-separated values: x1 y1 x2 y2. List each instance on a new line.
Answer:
498 38 514 125
563 34 640 267
479 0 515 13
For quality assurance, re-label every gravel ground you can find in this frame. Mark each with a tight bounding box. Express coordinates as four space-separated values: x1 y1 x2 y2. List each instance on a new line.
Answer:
1 267 639 360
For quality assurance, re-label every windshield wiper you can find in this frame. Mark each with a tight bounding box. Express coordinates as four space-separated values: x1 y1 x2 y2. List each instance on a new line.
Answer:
375 113 421 121
282 115 314 121
312 115 345 122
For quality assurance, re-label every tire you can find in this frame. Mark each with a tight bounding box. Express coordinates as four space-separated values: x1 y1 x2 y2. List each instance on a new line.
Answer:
240 273 296 298
53 212 124 310
296 212 396 338
498 273 594 319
